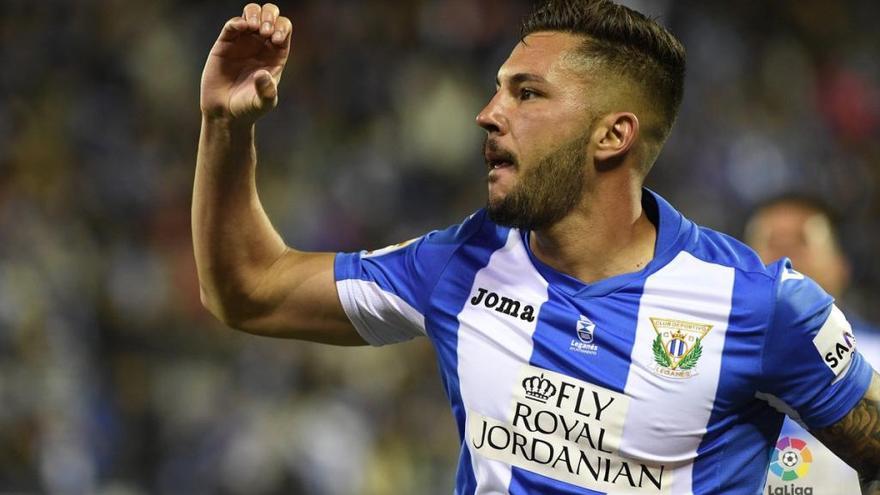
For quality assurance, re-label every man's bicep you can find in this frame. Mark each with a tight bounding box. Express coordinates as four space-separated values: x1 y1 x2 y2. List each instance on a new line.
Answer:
760 270 872 425
812 371 880 488
238 250 367 346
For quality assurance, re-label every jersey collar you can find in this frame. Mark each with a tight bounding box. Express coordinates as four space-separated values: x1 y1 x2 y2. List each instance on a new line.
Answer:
520 188 694 298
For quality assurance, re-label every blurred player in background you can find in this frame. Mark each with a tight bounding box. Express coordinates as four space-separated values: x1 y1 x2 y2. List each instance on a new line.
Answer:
746 194 880 494
193 1 880 493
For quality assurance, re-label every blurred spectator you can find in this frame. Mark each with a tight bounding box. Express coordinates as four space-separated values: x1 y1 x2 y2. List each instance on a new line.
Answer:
0 0 879 493
747 195 850 299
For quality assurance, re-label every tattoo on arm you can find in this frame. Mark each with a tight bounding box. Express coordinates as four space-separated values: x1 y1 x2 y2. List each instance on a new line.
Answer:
812 371 880 495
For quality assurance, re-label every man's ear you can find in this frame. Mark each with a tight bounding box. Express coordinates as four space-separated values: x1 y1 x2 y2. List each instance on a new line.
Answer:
593 112 639 162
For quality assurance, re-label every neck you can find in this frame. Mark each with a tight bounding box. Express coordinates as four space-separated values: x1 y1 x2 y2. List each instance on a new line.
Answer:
530 179 657 284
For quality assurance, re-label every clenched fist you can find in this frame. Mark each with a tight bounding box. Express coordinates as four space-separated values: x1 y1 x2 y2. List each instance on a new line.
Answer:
200 3 292 124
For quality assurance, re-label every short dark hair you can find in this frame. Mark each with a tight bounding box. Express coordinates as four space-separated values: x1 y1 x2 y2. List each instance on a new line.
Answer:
522 0 686 143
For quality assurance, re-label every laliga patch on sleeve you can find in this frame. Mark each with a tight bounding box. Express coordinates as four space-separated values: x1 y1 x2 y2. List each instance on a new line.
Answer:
362 237 420 259
812 305 857 378
780 267 805 282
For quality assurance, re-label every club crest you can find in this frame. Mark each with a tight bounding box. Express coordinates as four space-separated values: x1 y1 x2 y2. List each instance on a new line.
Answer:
649 317 713 379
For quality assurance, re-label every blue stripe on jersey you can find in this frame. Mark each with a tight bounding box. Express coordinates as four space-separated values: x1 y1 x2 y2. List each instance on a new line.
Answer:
426 218 510 495
692 268 778 494
509 285 645 493
693 401 784 494
528 287 643 393
520 189 687 390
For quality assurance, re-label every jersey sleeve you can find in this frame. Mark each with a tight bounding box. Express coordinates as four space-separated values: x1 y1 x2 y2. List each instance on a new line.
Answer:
758 259 874 428
334 212 485 346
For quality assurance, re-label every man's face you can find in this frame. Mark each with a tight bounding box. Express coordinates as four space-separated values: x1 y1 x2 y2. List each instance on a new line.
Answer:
746 204 849 298
477 32 598 230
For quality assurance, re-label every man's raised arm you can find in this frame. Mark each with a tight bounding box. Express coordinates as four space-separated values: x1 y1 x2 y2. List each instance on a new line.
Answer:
813 371 880 495
193 3 363 345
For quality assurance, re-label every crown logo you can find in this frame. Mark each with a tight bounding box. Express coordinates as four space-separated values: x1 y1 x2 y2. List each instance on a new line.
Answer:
522 374 557 403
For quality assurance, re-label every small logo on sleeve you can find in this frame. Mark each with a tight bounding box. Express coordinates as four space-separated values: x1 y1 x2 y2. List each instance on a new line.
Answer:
649 318 713 379
363 237 420 258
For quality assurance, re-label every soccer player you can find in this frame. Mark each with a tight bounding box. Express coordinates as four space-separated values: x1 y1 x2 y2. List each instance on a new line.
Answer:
193 1 880 493
745 194 880 494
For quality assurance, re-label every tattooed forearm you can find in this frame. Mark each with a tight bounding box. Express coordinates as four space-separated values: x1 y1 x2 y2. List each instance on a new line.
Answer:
812 372 880 495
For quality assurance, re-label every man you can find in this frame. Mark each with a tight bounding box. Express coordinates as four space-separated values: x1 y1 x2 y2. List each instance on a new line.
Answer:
745 194 880 494
193 1 880 493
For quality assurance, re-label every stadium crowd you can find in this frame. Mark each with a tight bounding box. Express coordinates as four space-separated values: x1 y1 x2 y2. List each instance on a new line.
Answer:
1 0 879 493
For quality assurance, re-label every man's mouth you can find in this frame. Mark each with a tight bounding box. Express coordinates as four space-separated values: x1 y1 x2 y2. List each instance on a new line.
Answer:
488 160 514 170
484 139 517 172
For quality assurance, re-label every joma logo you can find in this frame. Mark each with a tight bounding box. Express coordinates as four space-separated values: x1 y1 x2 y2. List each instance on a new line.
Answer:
470 287 536 322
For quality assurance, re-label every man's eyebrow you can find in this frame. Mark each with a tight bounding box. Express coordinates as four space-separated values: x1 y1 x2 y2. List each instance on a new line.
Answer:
495 73 549 87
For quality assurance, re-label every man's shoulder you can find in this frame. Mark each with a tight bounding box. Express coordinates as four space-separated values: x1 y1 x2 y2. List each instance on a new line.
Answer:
684 222 776 279
383 209 512 273
420 209 510 250
648 189 774 280
669 204 832 321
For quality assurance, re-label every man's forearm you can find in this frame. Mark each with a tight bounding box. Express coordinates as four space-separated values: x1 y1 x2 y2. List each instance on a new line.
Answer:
812 372 880 495
192 117 288 323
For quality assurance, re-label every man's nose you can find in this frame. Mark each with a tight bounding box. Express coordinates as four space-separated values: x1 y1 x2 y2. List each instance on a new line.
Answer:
476 94 508 135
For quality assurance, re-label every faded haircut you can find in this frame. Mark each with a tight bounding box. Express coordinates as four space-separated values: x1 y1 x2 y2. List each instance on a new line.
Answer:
522 0 687 145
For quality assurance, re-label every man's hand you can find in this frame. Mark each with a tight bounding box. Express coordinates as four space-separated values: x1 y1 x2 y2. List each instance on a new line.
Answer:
200 3 292 124
812 371 880 495
194 4 361 346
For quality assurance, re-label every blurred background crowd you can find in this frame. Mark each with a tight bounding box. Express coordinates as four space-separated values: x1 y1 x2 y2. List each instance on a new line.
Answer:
1 0 879 493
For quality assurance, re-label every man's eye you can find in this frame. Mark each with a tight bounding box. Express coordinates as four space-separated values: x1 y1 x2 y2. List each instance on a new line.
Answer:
520 88 538 101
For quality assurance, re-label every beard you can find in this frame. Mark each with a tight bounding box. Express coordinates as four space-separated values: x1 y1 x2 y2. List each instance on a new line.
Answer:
486 134 587 231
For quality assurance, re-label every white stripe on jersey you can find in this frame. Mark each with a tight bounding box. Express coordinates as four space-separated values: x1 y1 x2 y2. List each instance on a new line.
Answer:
622 251 735 495
456 230 549 494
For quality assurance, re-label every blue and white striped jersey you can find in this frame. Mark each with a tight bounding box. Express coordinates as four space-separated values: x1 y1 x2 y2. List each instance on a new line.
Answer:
334 190 873 495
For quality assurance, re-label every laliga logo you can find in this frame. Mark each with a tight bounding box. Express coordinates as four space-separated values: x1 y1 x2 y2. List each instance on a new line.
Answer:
769 436 812 482
522 374 557 404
